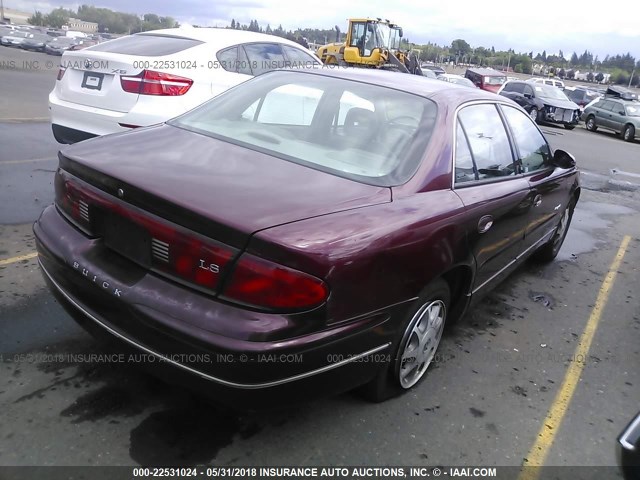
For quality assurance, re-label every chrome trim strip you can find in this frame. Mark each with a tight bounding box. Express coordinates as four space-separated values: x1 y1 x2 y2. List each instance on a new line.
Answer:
620 413 640 451
471 229 554 295
39 258 391 390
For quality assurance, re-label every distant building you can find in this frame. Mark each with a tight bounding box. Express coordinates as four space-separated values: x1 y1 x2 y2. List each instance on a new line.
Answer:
0 8 31 25
64 18 98 33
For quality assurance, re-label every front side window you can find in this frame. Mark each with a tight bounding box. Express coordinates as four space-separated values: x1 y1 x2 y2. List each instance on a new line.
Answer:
457 104 515 181
501 105 551 173
170 71 437 186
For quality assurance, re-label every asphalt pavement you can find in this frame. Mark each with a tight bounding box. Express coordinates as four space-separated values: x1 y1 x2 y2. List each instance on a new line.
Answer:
1 51 639 472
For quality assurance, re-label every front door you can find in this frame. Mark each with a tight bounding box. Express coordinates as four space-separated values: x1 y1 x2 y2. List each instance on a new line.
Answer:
454 103 533 293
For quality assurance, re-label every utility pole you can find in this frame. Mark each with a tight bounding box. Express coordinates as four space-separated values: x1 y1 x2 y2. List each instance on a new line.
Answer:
0 0 5 23
629 68 635 88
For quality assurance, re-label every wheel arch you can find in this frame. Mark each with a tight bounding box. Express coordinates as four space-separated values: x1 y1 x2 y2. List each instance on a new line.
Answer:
441 264 474 324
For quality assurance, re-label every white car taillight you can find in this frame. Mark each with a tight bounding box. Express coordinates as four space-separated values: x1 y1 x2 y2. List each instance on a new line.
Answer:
120 70 193 96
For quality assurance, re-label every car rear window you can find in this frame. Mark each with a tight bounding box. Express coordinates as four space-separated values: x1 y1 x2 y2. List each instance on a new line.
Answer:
88 34 202 56
170 71 438 187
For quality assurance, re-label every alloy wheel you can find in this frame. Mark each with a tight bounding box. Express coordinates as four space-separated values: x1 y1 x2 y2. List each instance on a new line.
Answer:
398 300 446 389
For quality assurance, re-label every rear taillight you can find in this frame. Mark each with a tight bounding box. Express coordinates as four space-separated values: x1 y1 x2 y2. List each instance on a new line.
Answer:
55 172 234 292
55 172 328 310
120 70 193 96
55 171 97 233
222 253 329 311
57 66 66 81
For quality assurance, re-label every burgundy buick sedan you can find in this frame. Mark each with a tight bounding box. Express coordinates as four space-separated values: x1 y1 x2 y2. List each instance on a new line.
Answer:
34 68 579 406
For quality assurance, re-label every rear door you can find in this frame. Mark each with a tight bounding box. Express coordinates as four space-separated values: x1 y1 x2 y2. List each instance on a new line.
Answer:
607 100 626 133
594 100 615 129
453 103 533 293
57 34 203 113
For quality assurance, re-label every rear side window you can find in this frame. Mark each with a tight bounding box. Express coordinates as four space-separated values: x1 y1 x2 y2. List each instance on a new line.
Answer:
244 43 286 75
216 46 239 72
597 100 615 111
455 123 476 184
282 45 320 67
504 82 524 94
89 34 202 56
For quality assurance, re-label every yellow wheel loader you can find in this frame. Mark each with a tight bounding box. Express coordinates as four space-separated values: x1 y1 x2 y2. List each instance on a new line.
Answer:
316 18 423 75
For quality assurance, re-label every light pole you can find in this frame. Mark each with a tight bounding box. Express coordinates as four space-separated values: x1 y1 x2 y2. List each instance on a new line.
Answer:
0 0 5 23
629 68 635 88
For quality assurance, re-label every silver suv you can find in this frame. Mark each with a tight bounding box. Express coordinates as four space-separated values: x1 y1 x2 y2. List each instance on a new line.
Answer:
583 97 640 142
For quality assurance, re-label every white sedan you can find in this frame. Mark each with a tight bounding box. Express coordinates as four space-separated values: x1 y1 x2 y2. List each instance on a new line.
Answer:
49 27 322 143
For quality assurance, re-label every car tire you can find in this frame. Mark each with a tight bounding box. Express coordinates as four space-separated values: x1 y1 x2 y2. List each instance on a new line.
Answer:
585 116 597 132
358 279 450 402
532 198 576 263
528 107 539 122
564 124 575 130
623 124 635 142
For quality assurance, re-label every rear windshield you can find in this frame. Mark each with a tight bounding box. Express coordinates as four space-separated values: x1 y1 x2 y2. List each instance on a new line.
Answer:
89 34 202 56
484 76 506 85
170 71 438 187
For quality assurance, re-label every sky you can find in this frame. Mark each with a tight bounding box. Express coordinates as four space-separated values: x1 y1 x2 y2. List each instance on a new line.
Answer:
10 0 640 62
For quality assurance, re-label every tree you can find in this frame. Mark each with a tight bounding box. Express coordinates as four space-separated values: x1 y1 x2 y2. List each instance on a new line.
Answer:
595 72 604 83
570 52 579 66
587 72 594 82
28 11 45 26
451 38 471 56
558 68 566 78
230 19 236 29
566 69 575 79
45 7 74 29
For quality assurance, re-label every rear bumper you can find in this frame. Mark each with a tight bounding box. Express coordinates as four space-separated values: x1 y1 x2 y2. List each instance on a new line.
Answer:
48 88 200 143
34 205 398 406
52 124 97 144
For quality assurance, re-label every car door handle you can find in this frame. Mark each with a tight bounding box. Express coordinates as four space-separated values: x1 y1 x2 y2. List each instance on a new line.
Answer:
533 194 543 207
478 215 494 234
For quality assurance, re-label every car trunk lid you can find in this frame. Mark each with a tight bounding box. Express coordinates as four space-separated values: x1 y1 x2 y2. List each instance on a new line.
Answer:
58 124 392 250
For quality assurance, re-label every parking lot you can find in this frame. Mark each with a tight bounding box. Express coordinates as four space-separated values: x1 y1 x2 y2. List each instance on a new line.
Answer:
1 47 640 472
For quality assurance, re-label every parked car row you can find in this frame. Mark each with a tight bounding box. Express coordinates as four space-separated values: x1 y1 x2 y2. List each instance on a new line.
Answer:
1 25 100 54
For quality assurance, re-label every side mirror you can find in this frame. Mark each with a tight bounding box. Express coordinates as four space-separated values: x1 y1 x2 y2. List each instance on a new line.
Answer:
619 111 626 116
524 93 532 99
552 149 576 169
